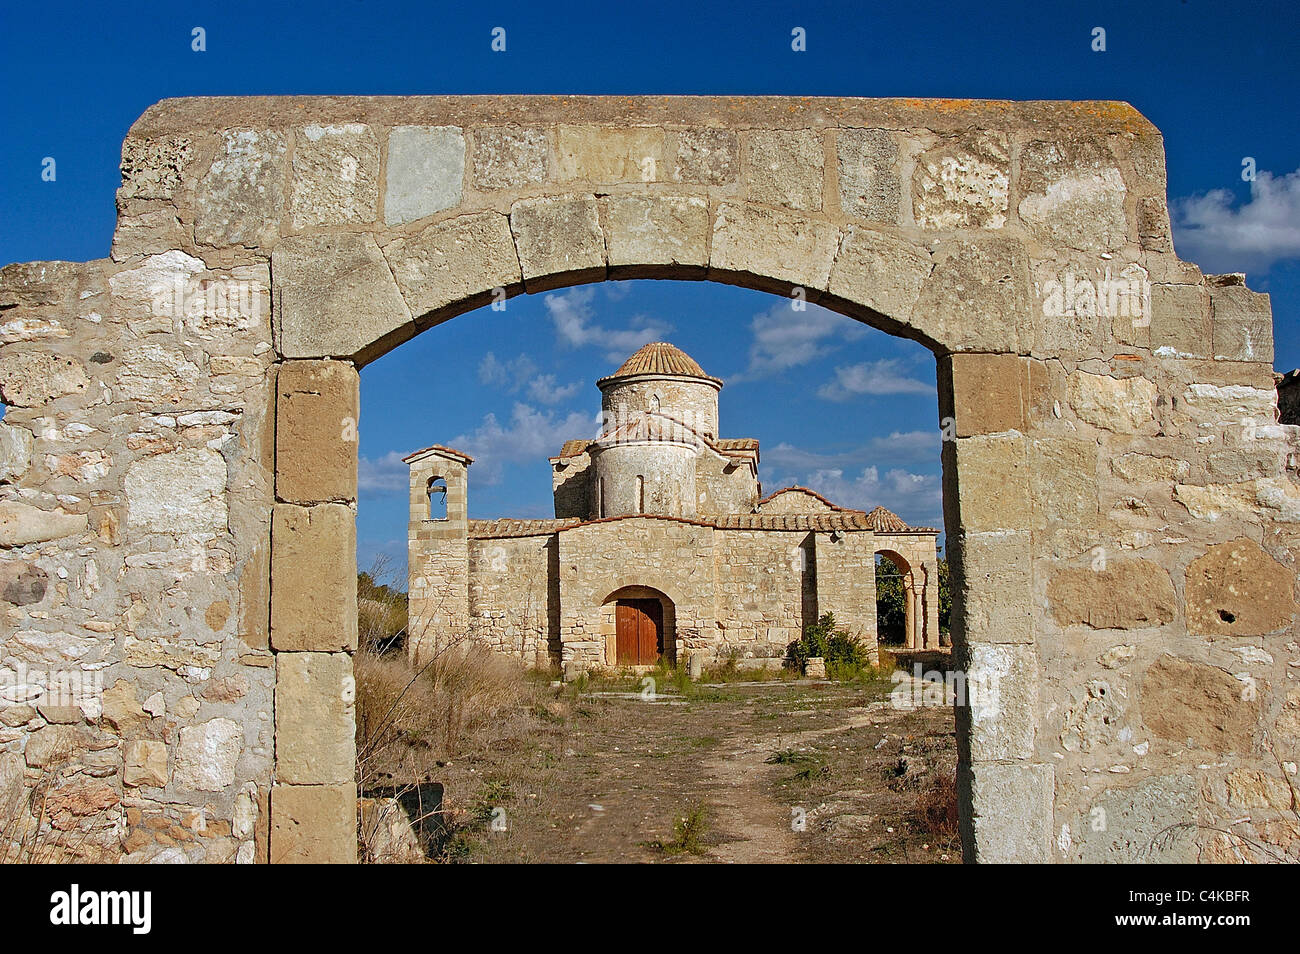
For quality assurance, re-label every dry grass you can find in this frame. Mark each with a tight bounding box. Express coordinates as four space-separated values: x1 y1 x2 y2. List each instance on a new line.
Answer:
915 770 960 843
1 755 118 864
356 644 533 785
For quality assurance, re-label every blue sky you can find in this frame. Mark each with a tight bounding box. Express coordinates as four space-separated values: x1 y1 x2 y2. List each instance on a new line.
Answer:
2 0 1298 572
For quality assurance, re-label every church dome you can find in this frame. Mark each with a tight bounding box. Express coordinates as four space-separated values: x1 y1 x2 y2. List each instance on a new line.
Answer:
597 342 722 388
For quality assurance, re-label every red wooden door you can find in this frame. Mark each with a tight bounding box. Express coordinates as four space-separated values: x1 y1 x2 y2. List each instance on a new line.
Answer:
616 599 662 665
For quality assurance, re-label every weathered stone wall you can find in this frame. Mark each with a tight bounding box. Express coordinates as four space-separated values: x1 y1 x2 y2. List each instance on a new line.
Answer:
0 254 276 863
813 531 880 654
551 450 591 518
466 534 554 664
591 440 697 517
2 94 1294 863
709 528 807 657
694 447 760 516
600 377 720 439
556 517 713 666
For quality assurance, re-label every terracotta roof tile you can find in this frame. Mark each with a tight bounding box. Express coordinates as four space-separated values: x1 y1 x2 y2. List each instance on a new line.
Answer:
864 505 911 532
466 511 937 539
597 342 722 386
401 443 474 464
551 439 592 460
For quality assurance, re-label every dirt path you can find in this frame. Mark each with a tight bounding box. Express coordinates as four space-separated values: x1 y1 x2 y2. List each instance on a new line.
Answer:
433 678 959 864
700 703 889 863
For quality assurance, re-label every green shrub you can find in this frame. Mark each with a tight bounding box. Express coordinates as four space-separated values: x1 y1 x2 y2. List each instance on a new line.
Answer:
785 613 868 673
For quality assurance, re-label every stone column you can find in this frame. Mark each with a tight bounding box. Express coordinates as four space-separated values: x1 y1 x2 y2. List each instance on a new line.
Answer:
939 353 1051 864
902 575 917 649
269 359 360 863
919 560 941 649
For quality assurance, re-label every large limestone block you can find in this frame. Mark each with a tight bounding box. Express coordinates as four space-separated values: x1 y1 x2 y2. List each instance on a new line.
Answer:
672 128 737 185
383 211 521 320
709 202 840 293
275 360 359 505
963 761 1053 863
195 129 288 248
270 782 357 864
1067 774 1199 863
270 504 358 652
113 341 201 406
124 446 228 534
275 651 355 785
959 642 1039 761
1066 371 1157 433
940 353 1028 436
949 531 1033 643
837 128 900 222
384 126 465 225
1111 452 1189 484
1141 654 1257 753
173 718 242 791
942 433 1029 532
1047 559 1177 630
119 135 194 201
554 126 664 183
272 232 413 361
911 133 1009 230
0 502 85 548
1184 538 1296 636
1149 282 1211 358
1179 382 1276 426
1209 281 1274 363
914 237 1029 353
1016 140 1129 252
0 352 89 407
605 194 708 272
1030 437 1099 528
509 195 606 290
472 126 547 191
825 226 931 328
290 123 380 228
743 129 824 211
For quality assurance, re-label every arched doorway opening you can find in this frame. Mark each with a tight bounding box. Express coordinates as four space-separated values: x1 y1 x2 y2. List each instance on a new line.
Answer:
876 547 943 651
600 585 676 667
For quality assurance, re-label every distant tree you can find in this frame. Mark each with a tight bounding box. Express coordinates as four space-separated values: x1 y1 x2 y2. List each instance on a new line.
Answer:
876 556 951 643
937 556 951 636
875 560 906 644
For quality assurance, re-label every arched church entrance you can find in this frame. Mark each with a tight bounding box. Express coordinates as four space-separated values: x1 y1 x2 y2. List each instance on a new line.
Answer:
602 585 676 667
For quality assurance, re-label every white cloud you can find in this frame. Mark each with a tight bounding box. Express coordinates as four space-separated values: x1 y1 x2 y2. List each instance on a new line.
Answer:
451 402 600 484
1173 168 1300 273
358 450 409 495
478 351 538 388
527 373 583 405
766 430 940 471
481 352 582 405
784 465 943 529
817 359 934 401
730 301 868 381
544 287 672 360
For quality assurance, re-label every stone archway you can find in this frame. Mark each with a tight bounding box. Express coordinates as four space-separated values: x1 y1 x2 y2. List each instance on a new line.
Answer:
1 95 1294 866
